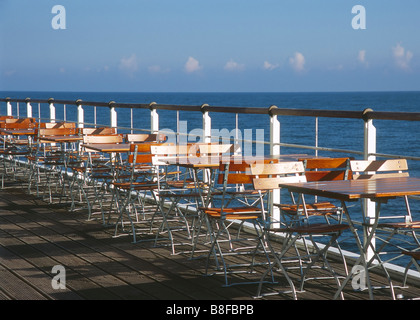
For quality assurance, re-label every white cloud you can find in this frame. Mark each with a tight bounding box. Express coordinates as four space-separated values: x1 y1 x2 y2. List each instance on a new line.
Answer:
289 52 305 72
184 57 202 73
392 43 413 71
4 70 16 77
263 61 279 71
328 64 344 71
119 54 139 75
224 59 245 71
148 65 170 74
358 50 368 67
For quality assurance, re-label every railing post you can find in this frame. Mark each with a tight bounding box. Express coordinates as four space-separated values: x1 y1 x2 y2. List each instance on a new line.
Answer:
6 98 12 116
48 98 56 123
201 104 211 144
150 102 158 134
269 105 281 228
76 99 84 129
363 108 377 262
109 101 117 131
25 98 32 118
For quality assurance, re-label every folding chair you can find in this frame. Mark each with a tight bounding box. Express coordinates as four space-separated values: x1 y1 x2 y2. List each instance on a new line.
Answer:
68 134 124 222
149 144 207 254
0 120 36 187
350 159 420 263
27 127 78 202
251 162 350 299
401 251 420 289
201 157 274 287
112 143 164 242
279 157 351 225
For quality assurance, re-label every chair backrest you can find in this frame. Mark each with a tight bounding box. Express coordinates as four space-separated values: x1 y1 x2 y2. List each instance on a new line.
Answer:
198 143 234 156
40 122 76 129
217 158 279 185
0 116 14 121
82 134 124 153
37 127 78 137
128 143 170 165
350 159 409 180
126 133 167 143
82 134 124 145
1 121 37 129
250 162 307 190
150 144 195 165
80 127 116 135
5 117 36 124
301 157 352 181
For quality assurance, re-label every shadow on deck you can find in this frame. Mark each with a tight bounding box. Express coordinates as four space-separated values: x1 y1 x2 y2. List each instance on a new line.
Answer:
1 172 420 308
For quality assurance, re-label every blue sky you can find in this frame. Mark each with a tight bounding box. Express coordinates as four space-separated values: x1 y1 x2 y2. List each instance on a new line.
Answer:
1 0 419 92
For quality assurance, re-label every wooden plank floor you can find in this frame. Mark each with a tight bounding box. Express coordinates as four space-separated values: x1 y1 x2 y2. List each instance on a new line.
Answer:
1 174 420 304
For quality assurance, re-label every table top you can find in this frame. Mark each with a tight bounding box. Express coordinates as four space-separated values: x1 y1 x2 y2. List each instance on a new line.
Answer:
0 129 36 135
163 154 309 169
278 177 420 201
81 143 131 153
163 156 222 168
39 135 83 142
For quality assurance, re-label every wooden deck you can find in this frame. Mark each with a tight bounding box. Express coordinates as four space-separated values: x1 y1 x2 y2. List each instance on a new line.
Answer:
1 173 420 306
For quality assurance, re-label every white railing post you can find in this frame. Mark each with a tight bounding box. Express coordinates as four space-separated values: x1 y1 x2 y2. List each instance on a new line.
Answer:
201 104 211 144
269 105 281 228
76 99 84 129
25 98 33 118
109 101 117 131
150 102 158 134
6 98 12 116
363 108 377 262
48 98 56 123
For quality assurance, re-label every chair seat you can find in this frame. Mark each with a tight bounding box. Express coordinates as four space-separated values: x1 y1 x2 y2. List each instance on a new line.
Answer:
202 206 262 220
402 250 420 259
0 149 29 156
378 221 420 229
278 201 339 216
165 179 195 188
268 223 349 235
113 181 158 191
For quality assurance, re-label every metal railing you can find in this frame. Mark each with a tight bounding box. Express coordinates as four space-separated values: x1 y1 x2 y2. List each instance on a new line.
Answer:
2 96 420 263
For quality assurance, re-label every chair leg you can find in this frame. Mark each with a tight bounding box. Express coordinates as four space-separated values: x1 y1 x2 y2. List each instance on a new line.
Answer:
255 232 299 300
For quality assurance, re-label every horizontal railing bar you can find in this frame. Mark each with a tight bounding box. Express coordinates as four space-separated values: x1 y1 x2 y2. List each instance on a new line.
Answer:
271 108 364 119
369 152 420 161
364 111 420 121
276 142 364 155
4 97 420 121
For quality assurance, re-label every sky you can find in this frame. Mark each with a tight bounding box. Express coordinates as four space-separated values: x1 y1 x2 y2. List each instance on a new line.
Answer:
0 0 419 92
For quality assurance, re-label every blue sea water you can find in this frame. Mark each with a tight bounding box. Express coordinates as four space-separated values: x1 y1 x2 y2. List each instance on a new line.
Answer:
2 90 420 160
1 90 420 263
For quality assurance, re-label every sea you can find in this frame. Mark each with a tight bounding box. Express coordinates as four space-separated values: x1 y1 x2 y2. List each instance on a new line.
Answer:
1 90 420 264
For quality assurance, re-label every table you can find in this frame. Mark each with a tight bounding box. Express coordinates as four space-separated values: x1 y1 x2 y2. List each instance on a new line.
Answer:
163 154 313 257
39 135 82 143
278 176 420 299
0 128 36 136
0 128 36 148
80 143 130 153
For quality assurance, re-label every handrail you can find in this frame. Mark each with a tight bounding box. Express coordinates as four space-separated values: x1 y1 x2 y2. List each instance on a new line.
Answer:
4 97 420 121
